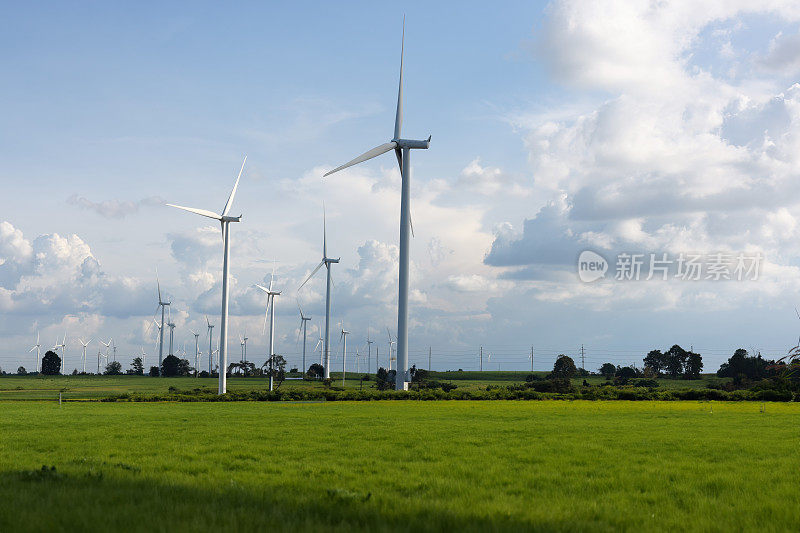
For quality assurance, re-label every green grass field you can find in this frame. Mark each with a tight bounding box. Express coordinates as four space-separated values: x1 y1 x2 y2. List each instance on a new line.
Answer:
1 400 797 532
0 373 728 401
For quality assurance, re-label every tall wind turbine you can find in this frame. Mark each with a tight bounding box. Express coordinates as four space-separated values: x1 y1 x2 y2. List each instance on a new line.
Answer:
206 316 215 375
168 156 246 394
78 338 91 374
140 346 147 372
297 302 312 374
324 20 430 390
156 274 170 369
256 273 281 391
29 332 41 373
298 210 338 379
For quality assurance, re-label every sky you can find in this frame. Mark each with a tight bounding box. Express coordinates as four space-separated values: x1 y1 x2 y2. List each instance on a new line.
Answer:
3 0 800 374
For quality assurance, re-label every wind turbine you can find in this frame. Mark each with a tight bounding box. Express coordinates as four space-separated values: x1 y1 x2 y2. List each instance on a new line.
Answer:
29 332 41 373
190 329 200 376
298 209 338 379
78 338 91 374
98 339 111 374
340 326 349 387
256 273 281 391
163 302 175 358
386 328 396 371
140 346 147 372
206 316 215 375
54 331 67 374
167 156 247 395
324 20 430 390
366 327 373 376
313 332 324 368
156 274 170 369
297 302 312 374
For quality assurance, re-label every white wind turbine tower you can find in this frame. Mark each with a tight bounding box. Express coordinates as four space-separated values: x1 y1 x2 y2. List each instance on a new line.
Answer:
324 20 430 390
340 325 349 387
78 338 91 374
206 316 215 375
190 329 200 376
140 346 147 371
297 302 312 374
168 156 246 394
29 332 41 373
256 272 281 391
298 210 338 379
155 274 170 369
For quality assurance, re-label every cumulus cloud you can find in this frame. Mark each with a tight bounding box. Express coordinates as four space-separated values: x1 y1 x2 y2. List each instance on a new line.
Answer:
486 0 800 312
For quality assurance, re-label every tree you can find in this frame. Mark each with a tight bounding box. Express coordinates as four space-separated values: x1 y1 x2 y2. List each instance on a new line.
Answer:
41 350 61 375
375 367 395 390
161 355 191 377
149 366 160 377
17 366 27 375
717 349 774 381
306 363 324 379
104 361 123 375
130 357 144 376
664 345 688 378
263 355 287 387
551 354 577 379
684 352 703 379
599 363 616 380
643 350 666 375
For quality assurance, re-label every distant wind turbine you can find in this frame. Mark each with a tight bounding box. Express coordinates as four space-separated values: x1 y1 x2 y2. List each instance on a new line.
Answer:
324 19 430 390
297 301 312 374
298 209 338 379
54 331 67 374
29 331 41 373
78 338 92 374
340 326 349 387
206 316 215 375
256 271 281 391
168 156 246 394
155 273 170 369
190 329 200 377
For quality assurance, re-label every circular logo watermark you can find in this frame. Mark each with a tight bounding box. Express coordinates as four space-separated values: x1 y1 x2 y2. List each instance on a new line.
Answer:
577 250 608 283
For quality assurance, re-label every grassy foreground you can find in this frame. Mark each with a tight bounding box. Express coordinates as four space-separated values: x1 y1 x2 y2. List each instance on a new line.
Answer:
1 401 798 532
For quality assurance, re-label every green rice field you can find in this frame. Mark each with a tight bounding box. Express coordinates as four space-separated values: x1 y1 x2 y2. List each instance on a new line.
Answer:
1 400 797 531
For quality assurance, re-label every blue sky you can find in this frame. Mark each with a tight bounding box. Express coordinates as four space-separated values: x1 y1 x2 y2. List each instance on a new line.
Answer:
3 1 800 374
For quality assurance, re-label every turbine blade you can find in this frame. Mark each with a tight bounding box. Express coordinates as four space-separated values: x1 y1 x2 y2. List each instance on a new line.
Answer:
167 204 222 220
323 142 398 177
394 16 404 140
298 260 325 291
254 284 270 293
222 156 247 217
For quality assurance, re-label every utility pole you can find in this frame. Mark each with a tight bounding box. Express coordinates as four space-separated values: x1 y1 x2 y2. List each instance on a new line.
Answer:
480 346 483 371
580 344 585 370
428 346 431 372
